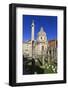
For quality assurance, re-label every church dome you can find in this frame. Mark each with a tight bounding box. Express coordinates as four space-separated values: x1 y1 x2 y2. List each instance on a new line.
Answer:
37 27 47 43
38 27 46 36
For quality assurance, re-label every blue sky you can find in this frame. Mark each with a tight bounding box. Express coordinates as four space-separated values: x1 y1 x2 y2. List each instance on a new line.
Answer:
23 15 57 42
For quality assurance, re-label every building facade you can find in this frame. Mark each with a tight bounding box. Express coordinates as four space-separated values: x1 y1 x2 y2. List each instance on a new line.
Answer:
23 20 57 63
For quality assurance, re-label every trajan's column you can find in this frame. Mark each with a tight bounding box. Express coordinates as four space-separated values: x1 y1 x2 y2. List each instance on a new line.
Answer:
31 20 35 59
31 20 36 74
31 20 35 41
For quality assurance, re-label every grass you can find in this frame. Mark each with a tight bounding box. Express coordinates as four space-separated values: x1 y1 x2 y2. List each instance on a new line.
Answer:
23 56 57 74
39 62 57 74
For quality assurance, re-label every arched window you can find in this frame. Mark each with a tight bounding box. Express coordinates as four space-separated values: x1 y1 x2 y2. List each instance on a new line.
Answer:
42 46 44 51
41 37 42 40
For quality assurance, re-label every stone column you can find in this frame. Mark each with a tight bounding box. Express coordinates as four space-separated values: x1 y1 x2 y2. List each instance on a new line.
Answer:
48 50 50 64
31 20 35 41
31 20 35 57
42 55 45 66
31 20 36 74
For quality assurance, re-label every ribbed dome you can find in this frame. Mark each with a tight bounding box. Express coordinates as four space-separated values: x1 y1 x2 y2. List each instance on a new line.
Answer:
38 27 46 36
